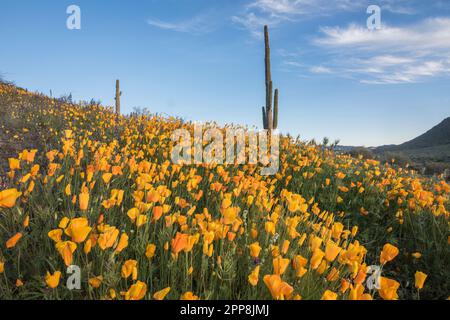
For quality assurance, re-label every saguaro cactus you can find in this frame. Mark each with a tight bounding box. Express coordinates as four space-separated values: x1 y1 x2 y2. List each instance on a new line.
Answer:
115 79 121 114
262 25 279 130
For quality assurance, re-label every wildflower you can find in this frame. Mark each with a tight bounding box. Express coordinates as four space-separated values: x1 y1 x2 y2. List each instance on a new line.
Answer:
281 240 290 255
321 290 338 300
325 240 341 262
65 184 71 196
48 229 63 243
331 222 344 240
249 242 262 259
153 287 171 300
263 274 294 300
311 248 325 269
6 232 23 248
152 206 164 222
326 267 340 282
115 233 129 253
146 244 156 259
265 221 276 235
310 235 323 252
293 255 308 278
380 243 399 264
16 279 24 287
122 260 138 280
89 276 103 288
102 173 113 184
59 217 70 229
349 284 372 300
415 271 427 290
0 189 22 208
79 191 90 211
181 292 199 300
122 281 147 300
127 208 139 222
23 215 30 228
184 234 199 252
378 277 400 300
248 266 260 286
84 239 93 254
136 214 148 227
64 217 91 243
8 158 20 170
45 271 61 289
273 257 290 275
55 241 77 266
171 232 188 255
98 226 119 250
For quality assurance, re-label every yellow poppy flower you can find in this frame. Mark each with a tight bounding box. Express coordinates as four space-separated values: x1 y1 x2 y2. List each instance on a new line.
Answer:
378 277 400 300
55 241 77 266
181 292 200 300
146 244 156 259
89 276 103 288
248 266 260 286
121 260 138 280
6 232 23 249
415 271 427 290
64 218 91 243
122 281 147 300
115 233 129 253
380 243 399 264
0 189 22 208
153 287 171 300
249 242 261 258
321 290 338 300
45 271 61 289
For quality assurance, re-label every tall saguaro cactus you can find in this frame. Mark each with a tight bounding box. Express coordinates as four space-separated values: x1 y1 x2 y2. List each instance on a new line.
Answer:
115 79 121 115
261 25 279 130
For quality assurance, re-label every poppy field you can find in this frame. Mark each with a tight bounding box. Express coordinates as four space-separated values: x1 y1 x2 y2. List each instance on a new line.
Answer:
0 82 448 300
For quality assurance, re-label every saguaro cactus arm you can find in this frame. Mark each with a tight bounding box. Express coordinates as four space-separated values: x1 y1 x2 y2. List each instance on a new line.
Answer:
262 106 268 129
261 25 279 130
273 89 279 130
115 79 121 115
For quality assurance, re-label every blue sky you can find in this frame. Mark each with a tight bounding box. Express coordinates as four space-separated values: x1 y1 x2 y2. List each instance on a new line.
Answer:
1 0 450 146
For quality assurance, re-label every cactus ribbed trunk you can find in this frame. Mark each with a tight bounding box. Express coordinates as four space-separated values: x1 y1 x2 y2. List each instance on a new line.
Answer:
273 88 278 129
262 106 268 129
115 80 121 115
262 25 279 130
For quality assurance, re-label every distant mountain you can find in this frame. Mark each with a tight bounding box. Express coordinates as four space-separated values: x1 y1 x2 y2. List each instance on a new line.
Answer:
377 117 450 152
337 117 450 175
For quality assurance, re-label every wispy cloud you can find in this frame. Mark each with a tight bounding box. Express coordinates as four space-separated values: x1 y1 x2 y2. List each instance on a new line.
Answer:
310 65 333 74
232 0 418 37
147 13 216 35
312 18 450 84
231 11 281 38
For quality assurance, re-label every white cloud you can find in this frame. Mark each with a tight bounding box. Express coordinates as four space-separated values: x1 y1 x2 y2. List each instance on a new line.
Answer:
315 18 450 51
147 14 215 35
232 0 419 37
312 18 450 84
310 65 333 74
231 12 281 38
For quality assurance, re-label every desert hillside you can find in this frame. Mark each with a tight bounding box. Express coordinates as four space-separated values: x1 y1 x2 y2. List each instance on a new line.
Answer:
0 82 448 300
